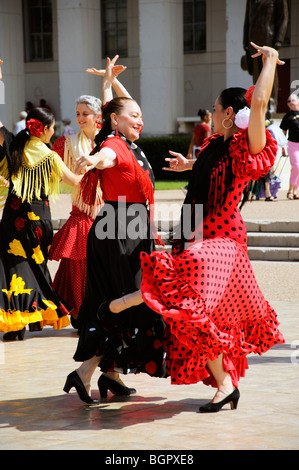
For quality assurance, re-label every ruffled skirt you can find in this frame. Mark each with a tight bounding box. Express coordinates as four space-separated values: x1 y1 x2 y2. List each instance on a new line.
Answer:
140 236 285 388
49 206 94 316
73 201 166 377
0 194 70 333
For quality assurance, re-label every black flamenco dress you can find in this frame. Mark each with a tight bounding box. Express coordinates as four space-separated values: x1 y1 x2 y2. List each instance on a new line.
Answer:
0 130 70 333
74 132 166 378
140 129 285 389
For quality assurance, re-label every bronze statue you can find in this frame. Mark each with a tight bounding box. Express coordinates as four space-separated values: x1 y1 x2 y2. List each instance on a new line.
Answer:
242 0 289 111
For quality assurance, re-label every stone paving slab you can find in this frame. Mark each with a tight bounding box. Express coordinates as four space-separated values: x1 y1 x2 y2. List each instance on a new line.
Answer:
1 184 298 451
0 299 298 450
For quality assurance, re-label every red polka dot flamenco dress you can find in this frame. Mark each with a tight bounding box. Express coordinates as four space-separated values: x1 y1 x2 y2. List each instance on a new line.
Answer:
140 129 285 389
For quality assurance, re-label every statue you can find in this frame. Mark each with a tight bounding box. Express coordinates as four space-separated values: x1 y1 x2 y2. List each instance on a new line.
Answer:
241 0 289 112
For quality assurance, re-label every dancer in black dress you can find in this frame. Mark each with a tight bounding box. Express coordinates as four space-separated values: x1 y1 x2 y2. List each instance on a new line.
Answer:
63 59 165 404
0 60 84 340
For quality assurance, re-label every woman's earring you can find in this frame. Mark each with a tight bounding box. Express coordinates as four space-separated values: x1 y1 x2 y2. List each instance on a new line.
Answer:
222 118 234 129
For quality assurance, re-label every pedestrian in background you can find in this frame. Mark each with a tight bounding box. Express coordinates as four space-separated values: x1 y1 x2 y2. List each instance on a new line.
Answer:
280 94 299 199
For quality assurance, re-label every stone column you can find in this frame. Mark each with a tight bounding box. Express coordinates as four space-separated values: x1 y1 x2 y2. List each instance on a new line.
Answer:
225 0 252 90
56 0 102 124
0 0 25 131
138 0 184 135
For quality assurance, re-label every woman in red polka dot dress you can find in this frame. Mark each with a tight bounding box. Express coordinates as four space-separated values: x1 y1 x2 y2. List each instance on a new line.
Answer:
107 43 285 412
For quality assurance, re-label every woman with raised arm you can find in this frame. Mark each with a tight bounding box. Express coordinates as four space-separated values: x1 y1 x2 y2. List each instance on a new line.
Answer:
102 43 285 413
49 56 130 327
0 60 85 341
63 58 165 405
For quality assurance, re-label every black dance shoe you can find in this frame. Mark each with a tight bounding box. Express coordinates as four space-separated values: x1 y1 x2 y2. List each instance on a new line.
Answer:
98 375 136 399
29 322 42 331
199 388 240 413
3 328 26 341
63 370 97 404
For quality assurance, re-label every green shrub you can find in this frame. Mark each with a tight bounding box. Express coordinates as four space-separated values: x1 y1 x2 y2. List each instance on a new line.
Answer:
138 135 190 180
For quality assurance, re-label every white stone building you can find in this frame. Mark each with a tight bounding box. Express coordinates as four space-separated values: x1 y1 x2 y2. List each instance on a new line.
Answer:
0 0 297 135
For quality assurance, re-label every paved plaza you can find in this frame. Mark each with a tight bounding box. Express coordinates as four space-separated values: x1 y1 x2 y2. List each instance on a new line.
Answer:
0 167 299 450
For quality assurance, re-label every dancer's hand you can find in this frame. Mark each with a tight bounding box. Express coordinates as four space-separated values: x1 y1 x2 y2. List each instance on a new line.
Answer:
86 67 105 76
163 150 193 172
87 55 127 83
250 42 285 66
104 55 127 84
74 154 97 174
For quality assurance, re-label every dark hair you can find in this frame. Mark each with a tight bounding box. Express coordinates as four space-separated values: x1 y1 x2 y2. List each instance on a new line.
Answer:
197 108 210 119
218 87 247 114
10 107 54 175
94 97 137 146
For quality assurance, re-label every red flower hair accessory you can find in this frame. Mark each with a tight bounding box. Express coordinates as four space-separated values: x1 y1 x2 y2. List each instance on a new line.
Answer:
245 86 255 108
26 119 44 137
96 119 103 130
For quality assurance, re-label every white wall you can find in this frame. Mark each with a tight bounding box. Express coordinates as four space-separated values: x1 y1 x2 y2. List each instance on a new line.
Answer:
56 0 102 129
0 0 25 132
139 0 184 135
184 0 227 117
226 0 252 90
1 0 298 135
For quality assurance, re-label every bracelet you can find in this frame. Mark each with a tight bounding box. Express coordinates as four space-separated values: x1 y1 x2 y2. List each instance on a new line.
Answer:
122 296 129 309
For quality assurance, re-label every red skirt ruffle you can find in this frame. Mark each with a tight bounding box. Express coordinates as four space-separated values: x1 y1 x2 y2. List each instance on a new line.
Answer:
51 257 87 317
49 206 94 261
140 237 285 388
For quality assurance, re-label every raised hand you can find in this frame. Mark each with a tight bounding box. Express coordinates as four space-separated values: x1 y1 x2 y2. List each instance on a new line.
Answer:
86 55 127 83
105 55 127 83
250 42 285 66
86 67 105 76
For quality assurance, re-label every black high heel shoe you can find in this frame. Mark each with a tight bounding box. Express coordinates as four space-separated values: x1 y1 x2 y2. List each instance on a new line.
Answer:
98 375 136 399
29 321 42 332
3 328 26 341
63 370 97 404
199 388 240 413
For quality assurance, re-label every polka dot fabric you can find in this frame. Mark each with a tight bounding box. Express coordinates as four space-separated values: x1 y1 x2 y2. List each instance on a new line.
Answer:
202 128 278 252
140 129 284 389
49 206 94 317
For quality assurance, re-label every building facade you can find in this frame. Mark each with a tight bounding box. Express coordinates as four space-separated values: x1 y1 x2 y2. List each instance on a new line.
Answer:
0 0 298 135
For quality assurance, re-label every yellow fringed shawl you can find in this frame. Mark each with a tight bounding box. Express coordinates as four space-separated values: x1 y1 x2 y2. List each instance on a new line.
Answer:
11 136 63 203
0 155 9 209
